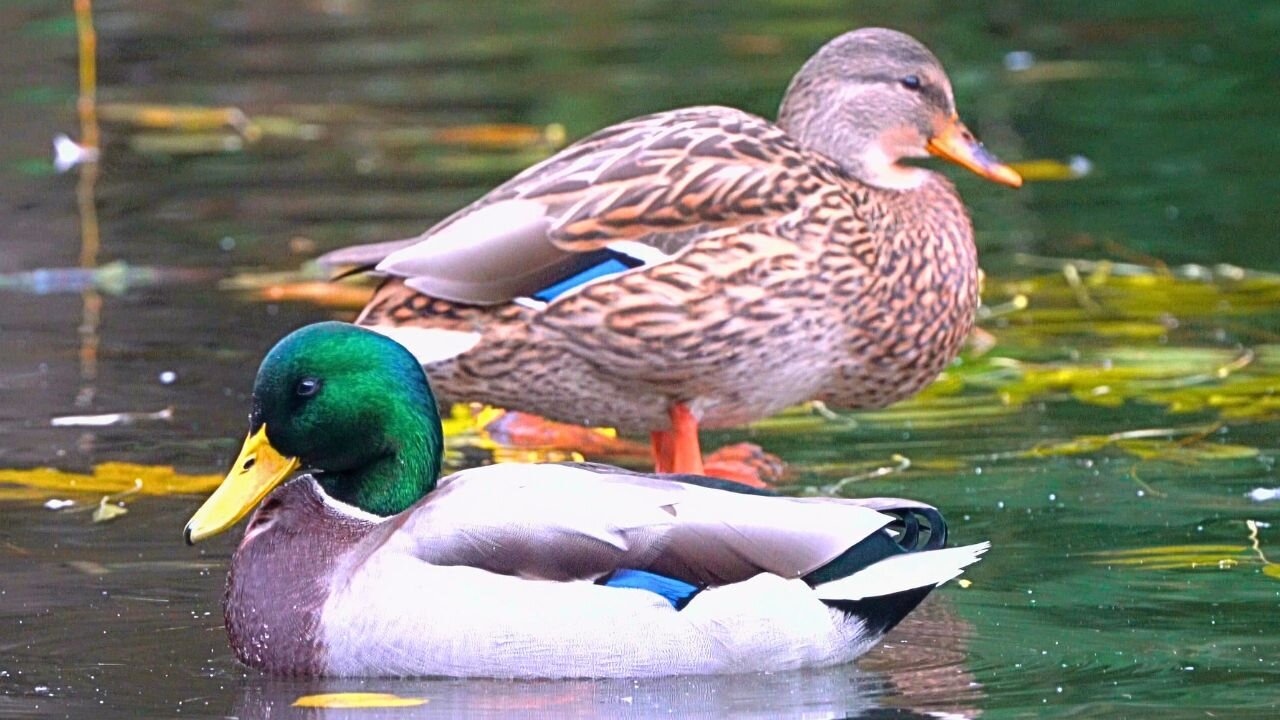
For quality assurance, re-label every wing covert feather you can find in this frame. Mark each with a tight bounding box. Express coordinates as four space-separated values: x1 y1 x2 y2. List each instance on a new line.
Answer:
377 464 898 587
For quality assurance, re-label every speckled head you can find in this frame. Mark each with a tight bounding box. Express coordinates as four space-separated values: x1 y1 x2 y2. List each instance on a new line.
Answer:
778 27 1022 190
185 322 445 543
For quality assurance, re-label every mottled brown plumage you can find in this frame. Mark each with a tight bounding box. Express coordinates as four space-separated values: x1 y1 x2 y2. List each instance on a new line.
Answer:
321 28 1020 458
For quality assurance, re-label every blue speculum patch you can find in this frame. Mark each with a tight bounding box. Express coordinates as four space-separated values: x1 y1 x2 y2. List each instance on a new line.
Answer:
531 250 645 302
602 569 700 609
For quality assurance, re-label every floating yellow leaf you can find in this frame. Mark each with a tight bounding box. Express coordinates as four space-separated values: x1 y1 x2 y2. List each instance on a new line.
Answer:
253 282 375 308
430 123 566 150
0 487 65 502
99 103 250 134
293 692 427 709
0 463 220 499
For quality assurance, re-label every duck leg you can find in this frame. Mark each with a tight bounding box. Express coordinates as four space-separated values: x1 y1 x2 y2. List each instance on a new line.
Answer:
704 443 785 489
651 404 705 475
651 405 785 487
479 405 781 487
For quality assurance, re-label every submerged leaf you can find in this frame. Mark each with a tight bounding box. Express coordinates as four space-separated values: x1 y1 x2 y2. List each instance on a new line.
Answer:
1090 545 1248 557
1090 545 1249 571
1008 157 1092 181
129 132 245 156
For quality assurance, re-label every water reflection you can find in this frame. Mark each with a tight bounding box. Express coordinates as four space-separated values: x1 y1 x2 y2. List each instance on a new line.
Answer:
237 671 904 720
230 600 980 719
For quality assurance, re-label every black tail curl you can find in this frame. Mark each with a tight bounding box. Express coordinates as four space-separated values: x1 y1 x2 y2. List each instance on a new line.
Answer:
879 506 947 552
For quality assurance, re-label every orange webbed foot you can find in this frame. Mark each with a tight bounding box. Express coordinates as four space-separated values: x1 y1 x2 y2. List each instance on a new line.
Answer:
703 442 786 488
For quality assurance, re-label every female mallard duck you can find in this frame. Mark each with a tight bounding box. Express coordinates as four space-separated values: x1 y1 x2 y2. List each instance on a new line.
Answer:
185 322 987 678
322 28 1021 479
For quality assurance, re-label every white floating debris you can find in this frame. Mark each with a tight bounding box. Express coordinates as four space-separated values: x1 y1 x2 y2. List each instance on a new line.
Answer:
1248 487 1280 502
53 133 100 173
43 499 76 510
1004 50 1036 72
92 498 128 523
51 407 173 427
1067 155 1093 178
159 371 177 385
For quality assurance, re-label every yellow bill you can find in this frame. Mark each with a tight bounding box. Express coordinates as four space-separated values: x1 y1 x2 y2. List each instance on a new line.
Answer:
184 425 299 544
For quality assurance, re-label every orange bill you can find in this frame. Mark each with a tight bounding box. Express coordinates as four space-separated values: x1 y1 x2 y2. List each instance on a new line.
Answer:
927 117 1023 188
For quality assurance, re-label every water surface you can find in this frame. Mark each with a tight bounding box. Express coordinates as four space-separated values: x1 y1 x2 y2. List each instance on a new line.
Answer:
2 1 1279 717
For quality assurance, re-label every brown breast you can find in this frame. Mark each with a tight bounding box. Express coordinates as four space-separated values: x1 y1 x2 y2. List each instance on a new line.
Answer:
223 478 375 676
818 173 979 409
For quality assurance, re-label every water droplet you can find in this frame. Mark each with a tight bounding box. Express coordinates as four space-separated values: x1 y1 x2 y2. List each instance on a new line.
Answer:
1003 50 1036 72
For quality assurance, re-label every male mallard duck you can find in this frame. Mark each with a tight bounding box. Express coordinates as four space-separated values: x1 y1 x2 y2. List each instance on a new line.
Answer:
185 322 987 678
322 28 1022 479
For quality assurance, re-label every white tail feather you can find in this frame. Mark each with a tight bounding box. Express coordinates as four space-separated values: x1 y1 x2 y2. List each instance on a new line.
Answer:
814 541 990 602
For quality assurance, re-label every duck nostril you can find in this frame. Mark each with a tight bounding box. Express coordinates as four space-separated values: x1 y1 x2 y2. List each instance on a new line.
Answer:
242 456 256 472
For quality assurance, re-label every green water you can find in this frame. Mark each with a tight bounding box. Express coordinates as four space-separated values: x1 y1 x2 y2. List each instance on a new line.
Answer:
2 1 1279 717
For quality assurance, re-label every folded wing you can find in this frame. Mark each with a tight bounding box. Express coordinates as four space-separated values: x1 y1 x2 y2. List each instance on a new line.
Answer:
319 107 837 306
370 463 934 588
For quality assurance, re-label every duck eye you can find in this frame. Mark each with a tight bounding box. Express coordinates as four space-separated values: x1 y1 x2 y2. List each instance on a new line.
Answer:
295 377 321 398
900 75 922 91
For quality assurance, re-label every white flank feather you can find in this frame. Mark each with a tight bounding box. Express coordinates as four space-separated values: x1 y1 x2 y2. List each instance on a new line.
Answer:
368 326 481 365
814 542 990 602
511 296 548 311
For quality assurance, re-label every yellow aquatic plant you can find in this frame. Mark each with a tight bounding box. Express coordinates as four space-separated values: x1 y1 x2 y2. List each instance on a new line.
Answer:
1091 521 1279 578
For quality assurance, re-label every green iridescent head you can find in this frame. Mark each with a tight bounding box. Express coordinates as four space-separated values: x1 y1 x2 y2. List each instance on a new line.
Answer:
185 322 444 543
